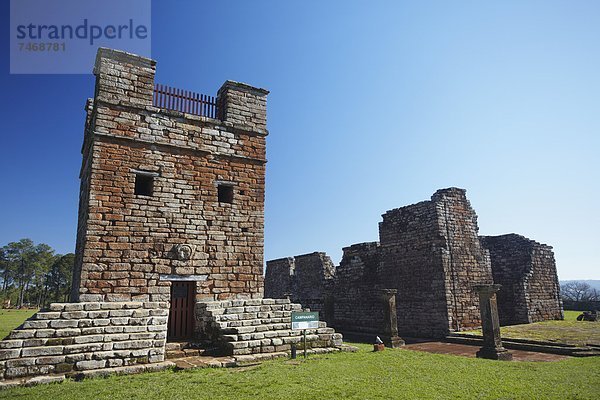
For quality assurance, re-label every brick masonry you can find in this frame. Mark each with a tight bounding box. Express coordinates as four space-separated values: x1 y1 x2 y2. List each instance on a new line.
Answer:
0 302 167 381
266 188 563 339
71 48 269 303
480 234 563 325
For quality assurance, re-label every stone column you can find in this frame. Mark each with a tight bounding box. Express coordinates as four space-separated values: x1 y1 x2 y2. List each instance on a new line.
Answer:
474 284 512 360
216 80 269 132
93 48 156 108
380 289 405 348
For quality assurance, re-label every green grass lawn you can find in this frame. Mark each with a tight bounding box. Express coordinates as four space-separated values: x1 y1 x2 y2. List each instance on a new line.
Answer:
564 310 580 321
1 343 599 400
0 308 38 339
461 310 600 346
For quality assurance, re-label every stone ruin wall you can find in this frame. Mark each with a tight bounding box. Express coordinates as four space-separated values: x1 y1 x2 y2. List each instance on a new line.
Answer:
332 242 387 336
431 188 494 332
378 197 452 338
264 253 335 321
527 243 563 321
266 188 566 339
293 253 335 319
480 234 563 325
378 188 493 337
71 48 269 304
263 257 294 299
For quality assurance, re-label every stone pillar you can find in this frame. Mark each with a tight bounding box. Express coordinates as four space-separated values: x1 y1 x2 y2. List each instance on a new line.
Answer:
217 80 269 132
474 284 512 361
380 289 405 348
93 48 156 108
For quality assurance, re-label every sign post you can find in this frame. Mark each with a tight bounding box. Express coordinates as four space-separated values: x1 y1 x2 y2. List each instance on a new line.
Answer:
291 311 319 359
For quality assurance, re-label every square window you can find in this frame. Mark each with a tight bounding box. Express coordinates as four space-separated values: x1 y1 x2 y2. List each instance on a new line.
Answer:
135 174 154 196
218 184 234 204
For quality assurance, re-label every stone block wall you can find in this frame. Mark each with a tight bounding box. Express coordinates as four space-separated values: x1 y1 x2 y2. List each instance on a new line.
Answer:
378 188 493 337
217 81 268 132
265 253 335 321
378 197 452 337
263 257 294 299
332 242 385 336
293 252 335 318
0 302 167 381
432 188 494 331
480 234 563 325
72 48 269 303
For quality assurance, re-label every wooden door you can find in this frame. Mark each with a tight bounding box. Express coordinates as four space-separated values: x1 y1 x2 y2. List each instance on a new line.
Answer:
168 281 195 340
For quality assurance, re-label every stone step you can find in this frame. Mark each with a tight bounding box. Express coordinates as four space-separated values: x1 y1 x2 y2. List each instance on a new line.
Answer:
0 340 24 350
224 334 322 350
166 348 206 359
196 298 293 312
172 355 237 369
223 328 341 342
222 304 300 315
164 341 206 351
219 323 333 335
194 298 343 357
216 311 295 322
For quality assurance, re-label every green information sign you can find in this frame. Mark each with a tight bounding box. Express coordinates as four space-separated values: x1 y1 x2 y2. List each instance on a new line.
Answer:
291 311 319 330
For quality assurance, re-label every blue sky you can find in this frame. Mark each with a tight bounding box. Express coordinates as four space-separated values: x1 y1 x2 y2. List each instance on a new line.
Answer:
1 1 598 280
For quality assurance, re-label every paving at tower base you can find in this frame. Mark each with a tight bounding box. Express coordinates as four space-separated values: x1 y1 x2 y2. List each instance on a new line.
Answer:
0 48 562 385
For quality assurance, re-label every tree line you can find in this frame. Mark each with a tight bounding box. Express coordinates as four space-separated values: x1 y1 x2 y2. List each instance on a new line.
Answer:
561 281 600 311
0 238 74 309
561 281 599 302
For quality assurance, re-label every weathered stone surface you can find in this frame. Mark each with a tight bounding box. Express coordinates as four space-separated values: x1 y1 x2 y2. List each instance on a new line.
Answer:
195 298 343 356
331 242 387 338
380 188 494 337
265 253 334 321
21 347 63 358
474 285 513 361
76 360 107 370
480 234 563 325
0 301 167 381
0 349 21 361
266 188 562 339
71 49 269 303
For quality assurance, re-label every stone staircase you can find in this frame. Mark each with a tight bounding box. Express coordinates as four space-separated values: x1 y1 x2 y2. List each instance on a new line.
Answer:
196 298 343 356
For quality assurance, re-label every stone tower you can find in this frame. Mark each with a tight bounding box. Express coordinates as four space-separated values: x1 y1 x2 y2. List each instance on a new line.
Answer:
71 48 269 304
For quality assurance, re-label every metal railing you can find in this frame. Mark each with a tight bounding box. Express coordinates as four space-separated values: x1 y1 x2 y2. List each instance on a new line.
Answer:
153 84 217 118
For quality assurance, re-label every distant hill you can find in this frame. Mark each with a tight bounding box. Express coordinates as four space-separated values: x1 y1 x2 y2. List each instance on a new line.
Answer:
560 280 600 291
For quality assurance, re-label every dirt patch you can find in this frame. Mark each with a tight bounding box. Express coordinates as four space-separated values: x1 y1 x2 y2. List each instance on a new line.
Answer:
404 341 569 362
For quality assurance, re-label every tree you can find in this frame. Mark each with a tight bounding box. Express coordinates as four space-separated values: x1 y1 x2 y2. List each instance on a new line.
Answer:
2 239 55 308
0 246 10 294
44 253 75 305
30 243 56 308
561 281 599 302
0 246 14 306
